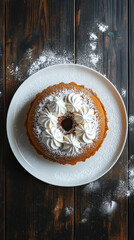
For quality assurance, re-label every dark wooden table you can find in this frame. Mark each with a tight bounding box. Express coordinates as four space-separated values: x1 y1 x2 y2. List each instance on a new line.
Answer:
0 0 133 239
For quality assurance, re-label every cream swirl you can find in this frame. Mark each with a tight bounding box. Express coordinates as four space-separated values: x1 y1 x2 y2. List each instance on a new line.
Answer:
74 105 94 124
63 134 81 154
66 93 83 112
75 123 96 144
42 127 63 150
38 109 57 128
47 96 66 115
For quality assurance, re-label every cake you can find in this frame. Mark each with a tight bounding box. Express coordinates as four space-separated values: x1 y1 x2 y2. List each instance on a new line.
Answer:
25 82 108 165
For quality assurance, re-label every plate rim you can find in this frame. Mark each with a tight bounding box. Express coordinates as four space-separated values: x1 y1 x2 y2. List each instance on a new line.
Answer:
6 63 128 187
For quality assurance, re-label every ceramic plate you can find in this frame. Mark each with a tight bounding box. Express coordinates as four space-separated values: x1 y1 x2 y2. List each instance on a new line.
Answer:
6 64 128 186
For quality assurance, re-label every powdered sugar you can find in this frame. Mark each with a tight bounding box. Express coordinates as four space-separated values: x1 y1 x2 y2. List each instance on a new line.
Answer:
130 155 134 160
79 200 117 220
15 66 19 72
64 206 74 216
33 125 42 137
7 48 73 82
128 161 134 196
7 63 23 82
83 181 100 193
89 33 98 40
80 175 131 218
77 22 109 72
82 161 134 198
90 53 101 66
26 48 32 60
53 205 74 218
80 208 91 223
114 172 134 197
54 205 60 212
7 22 110 79
97 23 109 32
129 115 134 124
121 88 127 98
112 166 134 197
129 115 134 131
114 178 128 197
90 42 97 50
27 49 73 76
100 201 117 214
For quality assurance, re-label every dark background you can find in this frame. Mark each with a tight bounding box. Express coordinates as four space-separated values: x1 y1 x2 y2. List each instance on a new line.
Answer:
0 0 134 239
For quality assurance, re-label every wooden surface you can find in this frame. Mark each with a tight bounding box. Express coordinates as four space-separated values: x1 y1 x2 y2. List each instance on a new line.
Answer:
75 1 128 240
0 1 5 240
0 0 133 239
129 0 134 239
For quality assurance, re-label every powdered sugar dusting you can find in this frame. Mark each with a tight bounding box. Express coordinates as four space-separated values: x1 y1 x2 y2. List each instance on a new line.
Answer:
97 23 109 32
7 63 24 82
26 48 32 60
28 49 73 76
114 178 128 197
130 155 134 160
100 201 117 214
64 206 74 216
121 88 127 98
80 208 91 223
90 42 97 50
82 161 134 198
54 205 60 212
7 22 110 79
79 200 117 220
89 33 98 40
53 205 74 218
83 181 100 193
33 125 42 137
114 164 134 197
77 22 109 73
7 48 73 82
129 115 134 124
128 167 134 196
90 53 101 66
129 115 134 131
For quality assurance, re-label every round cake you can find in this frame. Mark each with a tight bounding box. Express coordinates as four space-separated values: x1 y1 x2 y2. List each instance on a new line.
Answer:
25 82 108 165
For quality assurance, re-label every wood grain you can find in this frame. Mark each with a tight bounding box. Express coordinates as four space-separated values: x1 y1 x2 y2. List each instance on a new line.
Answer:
75 0 128 239
0 0 5 240
1 0 131 239
128 0 134 239
5 0 74 239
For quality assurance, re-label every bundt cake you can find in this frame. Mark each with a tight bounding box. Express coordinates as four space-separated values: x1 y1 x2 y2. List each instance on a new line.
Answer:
25 82 108 165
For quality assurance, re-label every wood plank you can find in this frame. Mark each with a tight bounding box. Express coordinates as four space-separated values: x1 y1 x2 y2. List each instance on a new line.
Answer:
0 0 5 239
128 0 134 239
6 0 74 239
75 0 128 239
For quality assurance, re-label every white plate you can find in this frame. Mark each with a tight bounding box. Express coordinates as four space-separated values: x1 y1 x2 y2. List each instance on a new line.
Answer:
7 64 128 187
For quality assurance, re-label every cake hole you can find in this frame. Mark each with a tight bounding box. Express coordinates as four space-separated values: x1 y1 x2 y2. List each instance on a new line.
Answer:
61 118 73 131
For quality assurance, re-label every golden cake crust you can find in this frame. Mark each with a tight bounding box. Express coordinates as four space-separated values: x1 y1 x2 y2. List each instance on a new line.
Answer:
25 82 108 165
